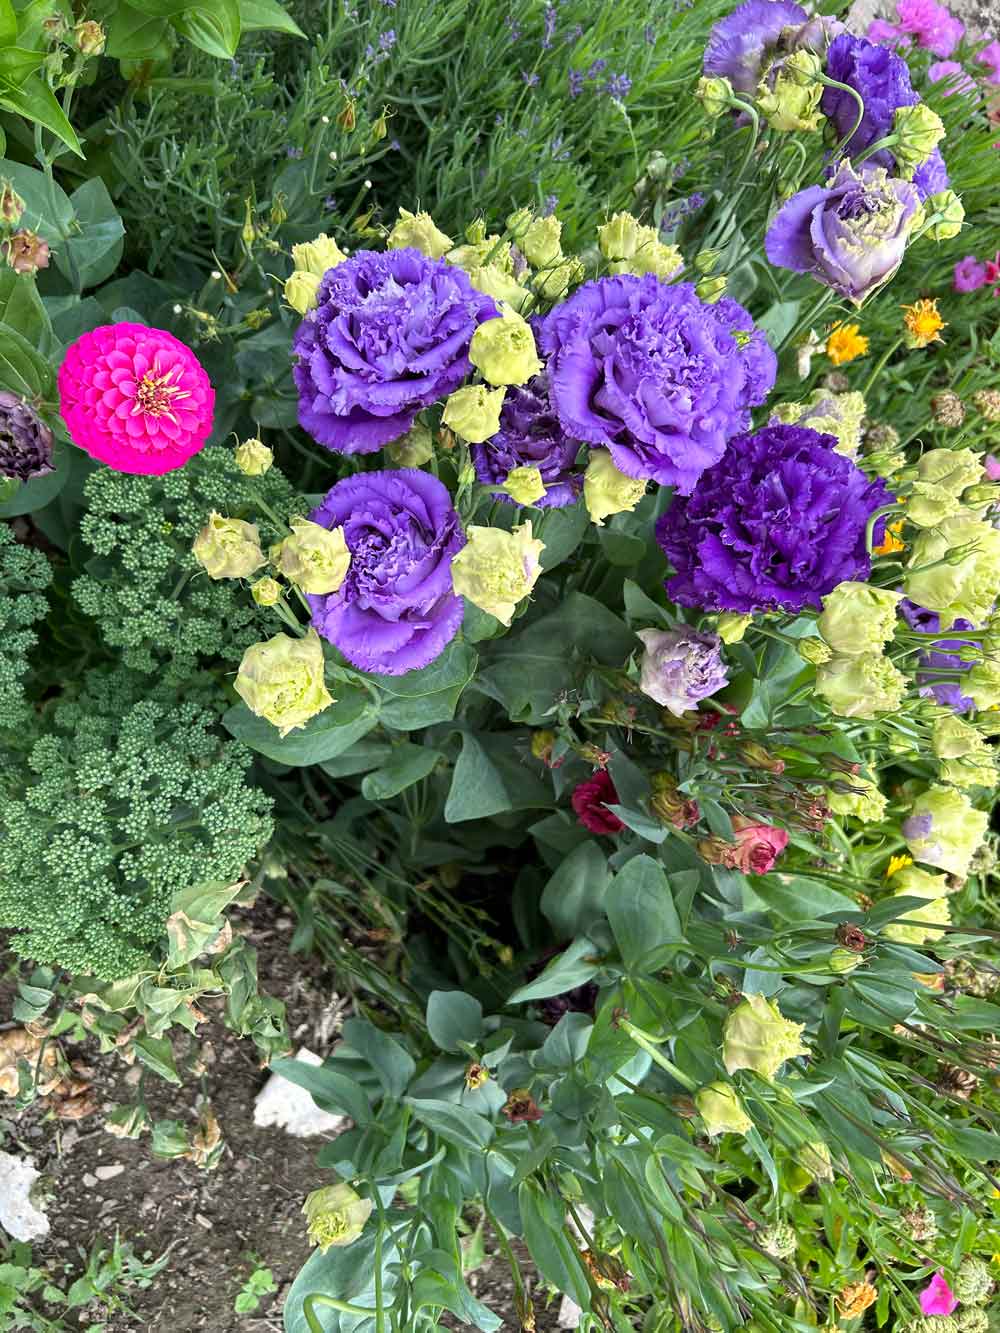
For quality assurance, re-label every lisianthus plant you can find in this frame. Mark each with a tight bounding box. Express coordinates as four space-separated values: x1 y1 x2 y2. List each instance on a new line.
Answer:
2 0 1000 1328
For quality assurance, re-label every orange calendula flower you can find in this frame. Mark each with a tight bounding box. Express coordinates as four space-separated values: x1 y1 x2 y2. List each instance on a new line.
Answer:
826 322 869 365
837 1279 878 1319
885 853 913 878
902 298 947 349
874 518 906 556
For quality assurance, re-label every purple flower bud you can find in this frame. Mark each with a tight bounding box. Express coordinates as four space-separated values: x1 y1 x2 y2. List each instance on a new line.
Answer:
636 627 729 715
0 391 54 482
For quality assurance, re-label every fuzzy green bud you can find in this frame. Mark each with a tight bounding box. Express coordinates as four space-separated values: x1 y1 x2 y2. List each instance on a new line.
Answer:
284 270 321 315
697 75 734 118
904 785 988 879
828 775 887 824
386 422 434 468
893 104 946 175
521 215 562 269
904 516 1000 630
469 307 542 386
450 522 544 626
815 651 907 718
387 207 453 260
442 384 506 443
922 189 965 241
502 466 546 506
251 577 283 607
757 50 824 132
818 582 901 656
271 519 351 595
235 628 334 737
695 274 727 303
234 437 273 476
722 993 808 1081
716 612 752 644
694 1081 753 1136
584 449 646 526
290 233 347 278
303 1182 373 1252
192 512 265 581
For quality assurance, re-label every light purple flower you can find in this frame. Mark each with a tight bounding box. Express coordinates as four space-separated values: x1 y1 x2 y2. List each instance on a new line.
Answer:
703 0 807 95
928 59 977 95
765 160 920 304
985 454 1000 481
867 18 910 46
636 627 728 716
954 255 989 292
902 813 934 840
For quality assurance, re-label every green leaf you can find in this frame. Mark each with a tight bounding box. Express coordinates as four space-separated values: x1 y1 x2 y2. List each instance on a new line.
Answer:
170 878 244 922
426 990 484 1052
106 3 172 60
55 179 125 292
237 0 304 35
133 1033 181 1084
222 686 377 766
444 731 551 822
605 855 683 970
540 841 610 938
283 1235 398 1333
271 1056 373 1124
318 737 393 778
341 1018 415 1100
411 1252 502 1332
0 75 81 156
0 268 52 348
370 641 477 730
518 1181 590 1309
171 0 240 58
0 0 17 44
0 317 53 396
0 48 44 84
508 937 600 1004
404 1097 494 1152
360 743 441 801
747 873 857 921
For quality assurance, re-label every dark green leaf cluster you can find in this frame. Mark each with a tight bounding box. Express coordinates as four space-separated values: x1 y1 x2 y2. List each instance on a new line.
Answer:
0 666 274 981
73 445 302 680
0 523 52 733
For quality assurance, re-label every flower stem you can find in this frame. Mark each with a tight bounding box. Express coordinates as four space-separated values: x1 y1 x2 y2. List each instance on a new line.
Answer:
302 1293 379 1332
861 336 903 396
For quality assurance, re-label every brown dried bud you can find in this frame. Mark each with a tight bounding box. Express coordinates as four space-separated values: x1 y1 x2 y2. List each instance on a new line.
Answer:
74 19 106 54
337 98 357 131
464 1061 489 1091
740 741 785 774
973 388 1000 422
936 1063 979 1099
930 389 965 428
821 371 851 393
501 1088 543 1123
649 772 700 829
865 422 900 450
0 181 25 227
2 229 50 274
530 729 562 769
836 923 867 953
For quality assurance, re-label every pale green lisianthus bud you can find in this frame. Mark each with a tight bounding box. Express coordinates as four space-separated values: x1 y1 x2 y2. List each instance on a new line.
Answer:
818 582 901 656
505 207 533 238
464 263 533 313
285 270 321 315
756 50 824 132
192 512 265 580
521 215 562 269
598 212 683 280
694 1081 752 1136
798 635 832 665
940 747 996 790
271 518 351 595
965 656 1000 710
772 389 867 457
502 466 546 505
828 775 887 824
695 275 727 303
584 449 646 526
697 75 734 118
923 189 965 241
893 104 946 176
882 870 952 945
829 946 863 973
716 612 751 644
234 436 273 476
904 516 1000 630
387 421 434 467
235 628 334 737
251 576 283 607
918 447 983 497
303 1182 373 1252
450 522 544 626
815 651 907 718
534 257 585 301
291 233 347 278
722 993 808 1081
387 207 453 259
442 384 506 443
903 785 988 879
469 307 541 386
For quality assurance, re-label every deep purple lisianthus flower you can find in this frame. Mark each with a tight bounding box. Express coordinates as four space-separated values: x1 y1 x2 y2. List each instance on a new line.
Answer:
822 34 919 165
306 468 466 676
656 424 893 614
538 276 775 490
702 0 807 95
293 248 497 455
765 160 921 304
900 599 977 712
636 627 728 716
954 255 989 293
471 373 582 508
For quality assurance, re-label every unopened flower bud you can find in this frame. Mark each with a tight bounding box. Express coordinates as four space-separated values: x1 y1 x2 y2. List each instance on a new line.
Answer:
465 218 487 245
716 612 751 643
695 274 727 303
284 269 321 315
694 247 723 276
291 233 347 278
502 1088 543 1122
387 421 434 467
649 772 700 829
2 229 49 275
694 1081 752 1136
922 189 965 241
963 483 1000 506
337 99 356 131
271 518 351 595
234 436 273 475
798 636 832 665
387 207 453 260
442 384 505 443
893 104 946 175
531 730 562 768
502 465 546 505
829 946 862 973
470 306 541 386
836 923 867 952
930 390 965 428
521 215 562 269
251 576 283 607
505 208 533 239
192 512 265 580
584 449 646 526
0 181 25 228
73 19 106 54
741 741 785 774
303 1182 373 1251
697 75 734 118
759 1222 797 1258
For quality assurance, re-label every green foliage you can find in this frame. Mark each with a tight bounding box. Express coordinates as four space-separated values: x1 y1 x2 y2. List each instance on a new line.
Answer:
234 1258 278 1315
0 1235 166 1331
0 521 50 732
0 664 273 978
73 444 300 679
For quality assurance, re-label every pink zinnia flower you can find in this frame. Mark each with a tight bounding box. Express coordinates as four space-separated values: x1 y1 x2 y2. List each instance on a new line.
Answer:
954 255 989 292
928 60 977 95
58 323 214 475
896 0 964 56
920 1272 958 1316
977 38 1000 84
571 770 624 835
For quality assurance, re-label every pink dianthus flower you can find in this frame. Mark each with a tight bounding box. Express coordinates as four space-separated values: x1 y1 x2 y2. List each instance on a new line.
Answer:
977 38 1000 83
896 0 964 56
867 18 910 47
953 255 989 292
928 59 977 95
58 323 214 475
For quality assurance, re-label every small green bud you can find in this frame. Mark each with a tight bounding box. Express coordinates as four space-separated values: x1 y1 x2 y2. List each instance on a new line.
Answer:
387 422 434 468
234 437 273 476
251 577 283 607
797 636 833 665
584 449 646 526
192 512 265 581
694 247 723 275
697 75 734 118
893 104 946 175
284 270 321 315
502 466 546 505
922 189 965 241
694 1081 753 1136
829 946 863 974
716 612 751 644
695 274 727 304
442 384 506 443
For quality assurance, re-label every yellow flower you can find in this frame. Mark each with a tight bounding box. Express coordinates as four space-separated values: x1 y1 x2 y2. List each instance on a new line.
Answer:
902 298 946 349
885 853 913 879
874 517 906 556
837 1279 878 1319
825 322 869 365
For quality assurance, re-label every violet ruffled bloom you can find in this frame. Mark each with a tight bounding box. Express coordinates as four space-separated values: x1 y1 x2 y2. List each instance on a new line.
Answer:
471 373 582 508
822 34 920 164
702 0 807 95
293 248 497 455
954 255 989 293
766 161 920 304
867 18 910 47
636 627 728 716
306 468 466 676
900 599 977 712
977 39 1000 84
538 276 775 490
912 146 950 200
656 424 893 614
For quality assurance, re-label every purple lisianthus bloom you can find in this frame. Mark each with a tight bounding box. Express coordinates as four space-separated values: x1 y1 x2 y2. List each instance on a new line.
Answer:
899 599 977 712
471 373 582 508
822 34 919 164
702 0 807 95
636 627 728 716
538 276 775 490
911 146 950 201
765 160 920 304
656 424 893 614
306 469 466 676
293 248 497 455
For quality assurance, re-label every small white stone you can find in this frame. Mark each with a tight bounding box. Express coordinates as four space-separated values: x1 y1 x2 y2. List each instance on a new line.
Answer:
253 1048 349 1138
0 1152 50 1241
195 1213 213 1230
95 1164 124 1181
557 1294 582 1329
82 1172 98 1188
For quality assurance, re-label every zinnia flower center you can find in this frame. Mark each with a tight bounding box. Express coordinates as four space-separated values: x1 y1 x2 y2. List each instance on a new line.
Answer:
134 364 188 418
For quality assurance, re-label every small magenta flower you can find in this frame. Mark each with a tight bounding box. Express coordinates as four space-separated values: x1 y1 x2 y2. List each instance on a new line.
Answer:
954 256 988 293
920 1273 958 1317
572 770 624 835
